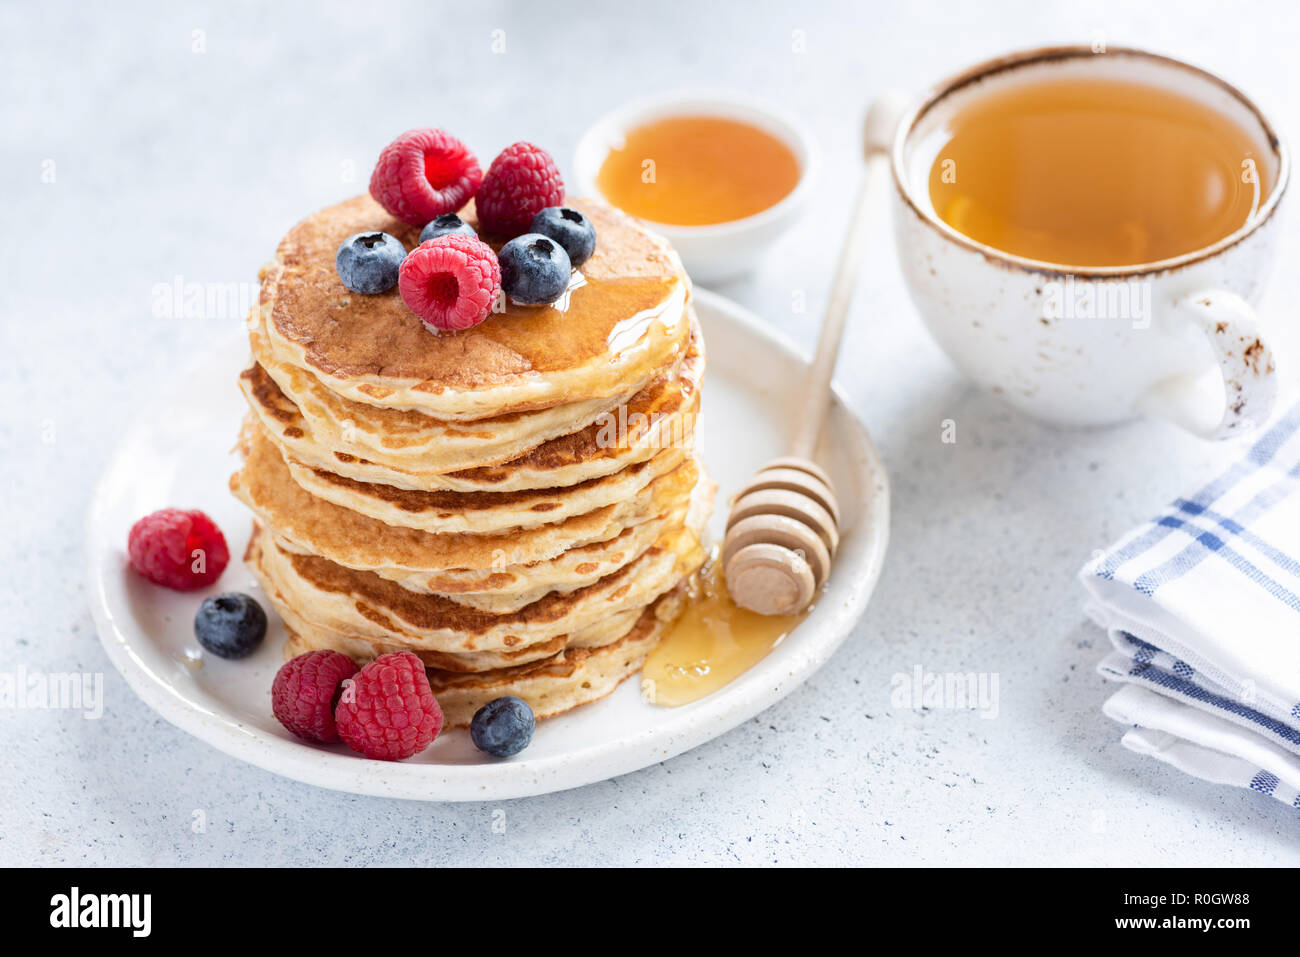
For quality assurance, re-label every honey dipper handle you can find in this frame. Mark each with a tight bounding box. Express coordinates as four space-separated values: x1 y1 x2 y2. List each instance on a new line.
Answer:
790 93 908 461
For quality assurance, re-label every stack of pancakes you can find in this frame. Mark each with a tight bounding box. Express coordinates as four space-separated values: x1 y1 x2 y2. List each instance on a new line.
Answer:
231 194 712 726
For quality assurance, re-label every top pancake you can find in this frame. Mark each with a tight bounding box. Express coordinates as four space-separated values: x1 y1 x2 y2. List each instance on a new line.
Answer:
258 194 693 419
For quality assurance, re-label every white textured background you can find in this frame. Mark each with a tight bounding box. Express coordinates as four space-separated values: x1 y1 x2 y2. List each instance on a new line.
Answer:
3 0 1299 865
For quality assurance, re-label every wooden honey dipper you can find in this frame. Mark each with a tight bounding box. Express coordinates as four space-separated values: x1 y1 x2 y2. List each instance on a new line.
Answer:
722 94 906 615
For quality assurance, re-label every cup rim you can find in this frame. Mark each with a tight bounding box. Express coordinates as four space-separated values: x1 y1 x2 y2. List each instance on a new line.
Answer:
571 88 820 237
891 44 1292 278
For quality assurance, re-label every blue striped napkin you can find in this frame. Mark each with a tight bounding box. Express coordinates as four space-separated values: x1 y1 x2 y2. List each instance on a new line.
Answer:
1080 403 1300 808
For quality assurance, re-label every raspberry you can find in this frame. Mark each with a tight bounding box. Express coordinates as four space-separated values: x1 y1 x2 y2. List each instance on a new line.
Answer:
369 128 482 226
127 508 230 591
335 652 443 761
398 233 501 333
272 651 359 743
475 142 565 238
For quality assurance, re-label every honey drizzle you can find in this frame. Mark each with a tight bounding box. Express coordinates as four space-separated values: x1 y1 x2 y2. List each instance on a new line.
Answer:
642 546 809 707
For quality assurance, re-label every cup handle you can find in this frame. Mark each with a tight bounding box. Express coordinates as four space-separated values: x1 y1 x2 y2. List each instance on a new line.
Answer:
1136 289 1277 440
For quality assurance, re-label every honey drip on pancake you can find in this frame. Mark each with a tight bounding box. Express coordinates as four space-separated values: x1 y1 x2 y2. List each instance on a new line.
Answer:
641 545 810 707
473 274 681 372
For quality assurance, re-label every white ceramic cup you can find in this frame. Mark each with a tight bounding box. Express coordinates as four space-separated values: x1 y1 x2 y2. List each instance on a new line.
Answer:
573 90 819 284
891 46 1289 439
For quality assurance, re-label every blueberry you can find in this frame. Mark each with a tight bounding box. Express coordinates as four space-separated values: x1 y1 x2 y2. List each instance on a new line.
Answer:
419 213 477 244
470 696 536 757
335 231 405 294
194 592 267 660
498 233 571 305
529 206 597 268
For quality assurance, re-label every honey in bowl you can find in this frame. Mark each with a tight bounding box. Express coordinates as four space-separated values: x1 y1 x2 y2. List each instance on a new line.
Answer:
928 76 1271 267
597 116 802 226
642 546 810 707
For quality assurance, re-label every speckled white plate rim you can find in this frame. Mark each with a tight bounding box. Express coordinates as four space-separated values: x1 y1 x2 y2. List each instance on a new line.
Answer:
85 288 891 801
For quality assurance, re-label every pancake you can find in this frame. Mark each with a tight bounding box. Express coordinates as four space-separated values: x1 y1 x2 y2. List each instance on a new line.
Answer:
256 528 656 672
335 505 688 607
275 596 649 673
283 587 686 728
276 466 713 612
250 312 647 474
231 420 700 578
257 195 693 419
240 317 703 493
284 443 688 535
248 508 706 656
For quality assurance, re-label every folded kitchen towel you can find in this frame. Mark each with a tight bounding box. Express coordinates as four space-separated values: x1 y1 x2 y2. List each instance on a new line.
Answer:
1080 402 1300 808
1101 684 1300 805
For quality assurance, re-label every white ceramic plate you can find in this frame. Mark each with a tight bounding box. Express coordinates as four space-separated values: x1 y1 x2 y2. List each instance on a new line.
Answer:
84 289 890 801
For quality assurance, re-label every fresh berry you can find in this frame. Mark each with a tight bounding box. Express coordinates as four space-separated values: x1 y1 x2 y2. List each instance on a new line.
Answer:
470 696 535 757
336 231 405 294
529 207 597 268
475 142 565 238
127 508 230 591
335 652 443 760
419 213 477 244
272 651 359 743
499 233 571 305
194 592 267 659
398 233 501 333
369 128 482 225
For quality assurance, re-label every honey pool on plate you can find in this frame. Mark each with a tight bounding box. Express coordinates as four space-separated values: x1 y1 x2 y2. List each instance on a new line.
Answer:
642 546 809 707
928 77 1272 267
597 116 801 226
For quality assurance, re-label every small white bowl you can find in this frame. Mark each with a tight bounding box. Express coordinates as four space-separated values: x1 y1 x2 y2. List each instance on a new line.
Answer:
572 90 819 284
